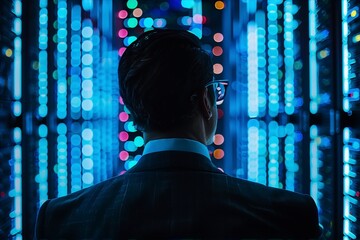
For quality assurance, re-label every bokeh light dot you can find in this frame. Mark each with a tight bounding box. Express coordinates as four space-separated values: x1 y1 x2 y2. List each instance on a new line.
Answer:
119 151 129 161
118 10 128 19
213 33 224 42
118 47 126 56
213 63 223 74
193 14 203 24
82 172 94 184
143 17 154 28
82 26 93 38
126 18 138 28
215 1 225 10
119 112 129 122
134 136 145 147
213 149 225 159
118 29 128 38
119 131 129 142
213 134 225 145
212 46 223 56
127 0 138 9
5 49 13 57
133 8 143 17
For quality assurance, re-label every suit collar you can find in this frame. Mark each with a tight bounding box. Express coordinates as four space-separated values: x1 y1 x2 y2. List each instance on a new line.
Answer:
127 151 224 174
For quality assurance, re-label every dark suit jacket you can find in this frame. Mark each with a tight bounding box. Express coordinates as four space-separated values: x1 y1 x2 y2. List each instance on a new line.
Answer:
35 151 322 239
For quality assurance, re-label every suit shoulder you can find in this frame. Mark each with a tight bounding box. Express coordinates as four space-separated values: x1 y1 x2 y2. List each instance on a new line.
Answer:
225 175 321 237
46 174 127 208
227 174 310 201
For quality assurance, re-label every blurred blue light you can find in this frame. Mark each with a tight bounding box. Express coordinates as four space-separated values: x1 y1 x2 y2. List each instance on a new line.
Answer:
81 67 93 78
190 28 202 39
125 160 139 170
82 145 94 156
82 54 93 65
82 0 93 11
82 99 93 111
134 136 144 147
124 141 137 152
124 36 137 46
82 26 93 38
82 172 94 185
82 158 94 170
82 128 93 140
71 20 81 31
82 40 93 51
143 17 154 28
124 121 137 132
181 0 194 8
71 134 81 146
38 124 48 137
179 16 191 26
58 82 67 94
71 97 81 107
58 28 67 38
57 123 67 135
82 80 92 89
154 18 167 28
58 8 67 18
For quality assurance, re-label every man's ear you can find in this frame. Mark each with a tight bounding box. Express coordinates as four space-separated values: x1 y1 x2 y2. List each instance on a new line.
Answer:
200 88 213 120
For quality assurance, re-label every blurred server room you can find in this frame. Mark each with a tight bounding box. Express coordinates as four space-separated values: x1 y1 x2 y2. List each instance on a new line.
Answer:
0 0 359 239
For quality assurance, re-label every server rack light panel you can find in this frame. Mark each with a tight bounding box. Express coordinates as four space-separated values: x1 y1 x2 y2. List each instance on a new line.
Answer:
224 0 306 193
342 0 360 238
0 0 22 238
117 0 227 173
33 0 119 215
308 0 338 237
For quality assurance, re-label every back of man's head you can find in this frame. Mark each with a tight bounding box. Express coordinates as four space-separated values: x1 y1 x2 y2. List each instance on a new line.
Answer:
118 29 213 132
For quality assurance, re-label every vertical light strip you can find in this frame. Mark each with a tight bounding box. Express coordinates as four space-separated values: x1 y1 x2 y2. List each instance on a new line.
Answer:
70 5 82 193
81 19 94 188
283 0 295 115
283 0 296 191
268 121 279 187
57 0 68 197
309 0 318 114
309 125 319 207
247 21 259 118
342 0 357 236
285 123 296 191
343 128 357 239
255 9 267 186
267 0 279 117
92 28 101 182
37 0 49 206
10 1 22 238
256 10 267 117
247 120 259 182
342 0 350 112
258 122 267 185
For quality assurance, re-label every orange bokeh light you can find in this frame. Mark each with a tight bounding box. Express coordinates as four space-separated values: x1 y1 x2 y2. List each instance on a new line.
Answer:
215 1 225 10
213 149 225 159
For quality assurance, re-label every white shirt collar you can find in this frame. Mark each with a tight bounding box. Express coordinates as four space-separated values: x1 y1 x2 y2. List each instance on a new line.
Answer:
143 138 211 160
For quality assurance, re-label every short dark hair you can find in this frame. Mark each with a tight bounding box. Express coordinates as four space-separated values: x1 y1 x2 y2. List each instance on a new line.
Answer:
118 29 214 131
